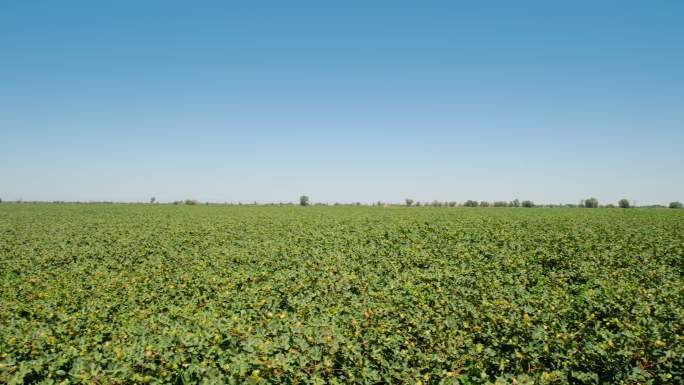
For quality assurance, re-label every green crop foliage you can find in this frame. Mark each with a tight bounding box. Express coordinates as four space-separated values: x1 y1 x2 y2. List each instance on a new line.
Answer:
1 204 683 384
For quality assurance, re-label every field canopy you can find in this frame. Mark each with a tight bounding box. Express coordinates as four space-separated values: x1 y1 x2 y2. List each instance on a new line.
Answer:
1 204 683 384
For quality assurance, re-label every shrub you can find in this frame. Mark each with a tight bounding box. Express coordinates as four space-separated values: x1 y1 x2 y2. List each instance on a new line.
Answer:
463 200 479 207
479 201 490 207
618 199 630 208
670 201 683 209
522 200 535 208
493 201 508 207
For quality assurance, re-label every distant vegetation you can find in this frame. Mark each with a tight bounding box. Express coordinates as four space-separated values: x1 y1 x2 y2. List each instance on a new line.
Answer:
1 196 682 208
582 198 599 208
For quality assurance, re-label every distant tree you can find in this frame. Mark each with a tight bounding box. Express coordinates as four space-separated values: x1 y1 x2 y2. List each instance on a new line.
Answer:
448 201 457 207
479 201 490 207
184 199 198 205
415 201 421 207
605 204 616 208
618 198 630 208
150 197 156 204
584 198 599 208
464 200 479 207
355 202 361 206
0 197 2 203
493 201 508 207
299 195 310 206
522 200 535 208
405 198 414 207
670 201 683 209
510 199 520 208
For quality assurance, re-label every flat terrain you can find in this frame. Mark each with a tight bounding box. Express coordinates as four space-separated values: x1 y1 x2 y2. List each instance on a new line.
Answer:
1 204 683 384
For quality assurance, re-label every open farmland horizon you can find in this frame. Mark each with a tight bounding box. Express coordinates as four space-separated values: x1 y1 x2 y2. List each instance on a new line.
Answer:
3 0 684 384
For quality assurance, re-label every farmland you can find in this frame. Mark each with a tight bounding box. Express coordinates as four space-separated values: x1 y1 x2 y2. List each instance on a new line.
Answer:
1 204 683 384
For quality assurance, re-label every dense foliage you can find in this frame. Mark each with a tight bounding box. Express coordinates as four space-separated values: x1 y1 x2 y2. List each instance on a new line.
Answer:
1 204 683 384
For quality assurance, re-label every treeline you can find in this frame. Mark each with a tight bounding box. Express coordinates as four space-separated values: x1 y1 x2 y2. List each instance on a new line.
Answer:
400 198 683 209
1 197 683 209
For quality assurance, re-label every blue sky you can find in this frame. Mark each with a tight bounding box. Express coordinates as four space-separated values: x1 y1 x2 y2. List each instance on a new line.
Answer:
2 1 682 204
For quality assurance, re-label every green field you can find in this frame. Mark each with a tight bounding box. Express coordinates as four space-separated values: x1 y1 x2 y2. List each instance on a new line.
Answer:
1 204 683 384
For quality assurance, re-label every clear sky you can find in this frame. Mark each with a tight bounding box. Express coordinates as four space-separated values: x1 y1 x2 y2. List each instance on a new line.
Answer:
2 1 683 205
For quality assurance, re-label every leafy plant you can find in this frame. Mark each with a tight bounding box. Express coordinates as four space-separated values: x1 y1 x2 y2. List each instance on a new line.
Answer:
1 204 683 384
